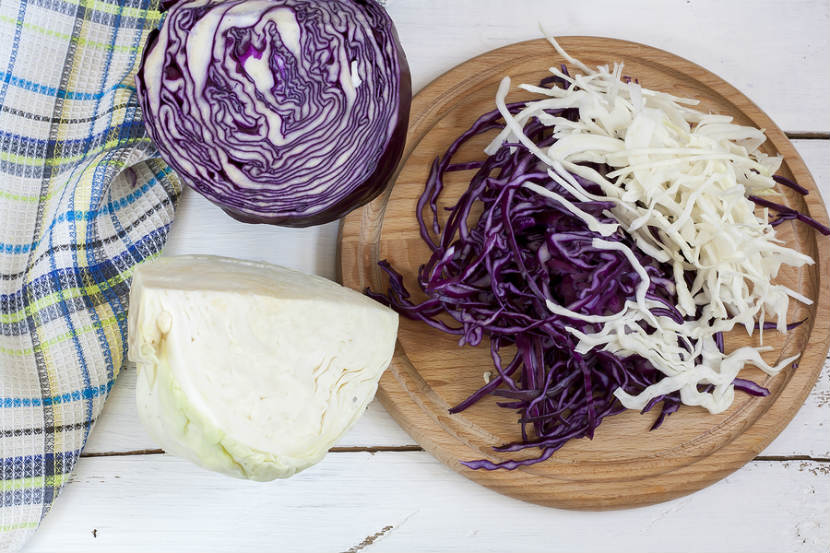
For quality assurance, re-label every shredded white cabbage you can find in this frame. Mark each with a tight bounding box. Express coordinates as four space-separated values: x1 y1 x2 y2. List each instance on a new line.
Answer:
488 36 814 414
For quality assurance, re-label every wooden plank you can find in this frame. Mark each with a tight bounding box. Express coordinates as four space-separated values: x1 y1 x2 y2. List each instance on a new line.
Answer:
25 453 830 553
796 140 830 204
385 0 830 133
84 140 830 456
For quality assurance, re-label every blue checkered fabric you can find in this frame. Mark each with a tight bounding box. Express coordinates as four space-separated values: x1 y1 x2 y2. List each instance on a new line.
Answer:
0 0 179 549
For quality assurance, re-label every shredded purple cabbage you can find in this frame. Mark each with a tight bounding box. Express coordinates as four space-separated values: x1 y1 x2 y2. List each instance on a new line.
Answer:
749 194 830 235
367 90 679 468
367 72 818 470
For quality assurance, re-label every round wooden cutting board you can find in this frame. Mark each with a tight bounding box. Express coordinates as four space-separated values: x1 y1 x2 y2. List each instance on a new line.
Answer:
338 37 830 509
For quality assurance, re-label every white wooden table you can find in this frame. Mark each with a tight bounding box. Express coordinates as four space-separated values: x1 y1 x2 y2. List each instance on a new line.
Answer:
24 1 830 551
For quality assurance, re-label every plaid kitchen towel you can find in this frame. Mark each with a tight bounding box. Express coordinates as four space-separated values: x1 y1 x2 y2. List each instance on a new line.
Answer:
0 0 179 549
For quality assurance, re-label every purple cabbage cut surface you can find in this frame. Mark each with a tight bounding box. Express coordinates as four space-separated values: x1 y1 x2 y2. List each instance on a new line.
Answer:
136 0 411 227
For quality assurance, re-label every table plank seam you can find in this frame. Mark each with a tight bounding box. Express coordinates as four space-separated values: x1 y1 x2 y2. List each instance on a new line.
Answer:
784 132 830 139
754 455 830 463
79 445 425 458
79 448 830 464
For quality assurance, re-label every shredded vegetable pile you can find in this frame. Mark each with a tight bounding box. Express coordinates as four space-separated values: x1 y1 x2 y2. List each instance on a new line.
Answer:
368 37 828 469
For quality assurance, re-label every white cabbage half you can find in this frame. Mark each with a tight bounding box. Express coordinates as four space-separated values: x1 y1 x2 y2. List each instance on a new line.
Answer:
127 255 398 480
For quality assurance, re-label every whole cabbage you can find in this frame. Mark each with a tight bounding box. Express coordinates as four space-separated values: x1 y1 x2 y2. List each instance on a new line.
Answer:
136 0 410 227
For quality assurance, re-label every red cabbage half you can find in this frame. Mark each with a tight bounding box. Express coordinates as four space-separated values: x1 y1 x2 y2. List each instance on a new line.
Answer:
136 0 411 227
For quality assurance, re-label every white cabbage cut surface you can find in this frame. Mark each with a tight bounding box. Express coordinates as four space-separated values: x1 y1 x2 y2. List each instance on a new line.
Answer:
486 35 814 414
127 256 398 481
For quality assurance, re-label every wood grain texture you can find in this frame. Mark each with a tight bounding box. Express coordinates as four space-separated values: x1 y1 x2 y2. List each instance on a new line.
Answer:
339 38 830 509
24 453 830 553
